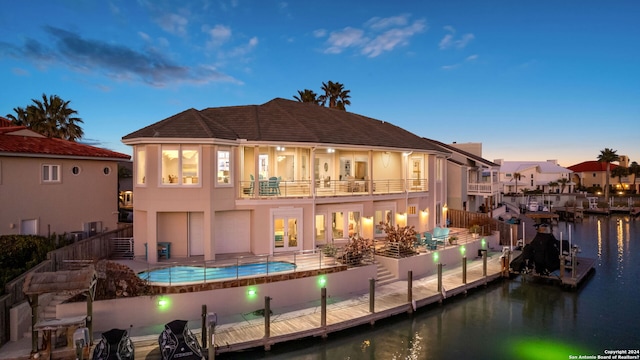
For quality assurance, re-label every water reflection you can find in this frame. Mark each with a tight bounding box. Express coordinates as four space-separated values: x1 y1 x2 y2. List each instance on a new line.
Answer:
219 215 640 359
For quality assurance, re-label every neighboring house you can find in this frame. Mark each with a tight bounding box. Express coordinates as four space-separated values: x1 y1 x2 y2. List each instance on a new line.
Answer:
423 140 501 213
496 160 574 194
122 98 451 263
0 117 131 238
567 156 636 193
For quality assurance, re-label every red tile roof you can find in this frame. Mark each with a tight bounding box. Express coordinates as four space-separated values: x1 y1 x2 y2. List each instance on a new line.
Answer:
0 126 130 160
567 161 618 172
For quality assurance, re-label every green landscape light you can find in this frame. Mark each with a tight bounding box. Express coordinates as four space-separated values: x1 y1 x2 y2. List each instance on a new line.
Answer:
460 246 466 256
247 288 257 298
157 297 170 310
318 276 327 287
481 238 486 248
432 252 439 263
507 337 594 360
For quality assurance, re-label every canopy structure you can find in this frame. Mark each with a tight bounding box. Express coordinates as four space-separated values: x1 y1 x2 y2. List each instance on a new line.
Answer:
22 265 97 354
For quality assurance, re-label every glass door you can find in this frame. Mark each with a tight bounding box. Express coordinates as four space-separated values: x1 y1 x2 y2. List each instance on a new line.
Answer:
272 208 302 252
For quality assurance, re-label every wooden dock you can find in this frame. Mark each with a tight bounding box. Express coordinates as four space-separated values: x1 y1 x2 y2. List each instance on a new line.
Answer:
129 252 507 358
516 256 596 288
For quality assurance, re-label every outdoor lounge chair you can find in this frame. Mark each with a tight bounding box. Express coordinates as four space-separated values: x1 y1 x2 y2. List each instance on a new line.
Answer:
432 227 450 245
423 232 437 250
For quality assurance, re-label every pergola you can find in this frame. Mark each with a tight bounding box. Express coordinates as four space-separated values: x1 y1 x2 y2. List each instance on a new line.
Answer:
22 265 97 356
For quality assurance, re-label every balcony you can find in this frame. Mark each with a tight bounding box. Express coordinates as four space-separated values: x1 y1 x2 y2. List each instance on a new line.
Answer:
238 178 428 199
467 182 500 196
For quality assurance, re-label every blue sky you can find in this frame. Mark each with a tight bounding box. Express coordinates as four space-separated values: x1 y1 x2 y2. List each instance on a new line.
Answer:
1 1 638 167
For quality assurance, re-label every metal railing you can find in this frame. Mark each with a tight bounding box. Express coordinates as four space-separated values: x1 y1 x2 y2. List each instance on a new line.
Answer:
136 250 351 286
238 178 428 199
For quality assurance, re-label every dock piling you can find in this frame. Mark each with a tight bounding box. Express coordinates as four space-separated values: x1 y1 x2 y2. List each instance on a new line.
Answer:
369 278 375 313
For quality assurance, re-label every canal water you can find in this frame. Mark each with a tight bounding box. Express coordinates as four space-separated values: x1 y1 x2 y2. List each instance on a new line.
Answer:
221 215 640 360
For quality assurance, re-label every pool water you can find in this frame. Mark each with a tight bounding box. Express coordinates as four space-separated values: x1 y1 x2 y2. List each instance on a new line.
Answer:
138 261 296 285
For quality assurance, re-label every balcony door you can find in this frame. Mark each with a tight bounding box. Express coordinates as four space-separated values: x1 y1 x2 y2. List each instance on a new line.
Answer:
272 208 303 252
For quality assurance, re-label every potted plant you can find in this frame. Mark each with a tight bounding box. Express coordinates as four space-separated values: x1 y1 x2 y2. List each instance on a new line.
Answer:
378 214 418 257
322 243 338 257
341 235 373 266
448 235 458 245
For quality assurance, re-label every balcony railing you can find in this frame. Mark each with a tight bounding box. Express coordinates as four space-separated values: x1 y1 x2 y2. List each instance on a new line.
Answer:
238 178 428 199
467 182 500 195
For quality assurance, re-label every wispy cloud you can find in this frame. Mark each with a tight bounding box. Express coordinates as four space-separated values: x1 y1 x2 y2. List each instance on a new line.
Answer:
441 54 478 70
0 26 240 87
439 26 474 50
316 14 427 58
203 24 232 48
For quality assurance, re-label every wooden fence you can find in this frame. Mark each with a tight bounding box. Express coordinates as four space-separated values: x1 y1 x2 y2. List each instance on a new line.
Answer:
0 224 133 347
448 209 512 247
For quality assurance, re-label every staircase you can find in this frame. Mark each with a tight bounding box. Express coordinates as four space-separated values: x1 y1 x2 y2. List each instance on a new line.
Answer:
375 262 395 286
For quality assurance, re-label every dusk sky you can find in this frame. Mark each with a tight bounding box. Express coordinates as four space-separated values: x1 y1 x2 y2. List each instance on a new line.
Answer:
1 1 638 167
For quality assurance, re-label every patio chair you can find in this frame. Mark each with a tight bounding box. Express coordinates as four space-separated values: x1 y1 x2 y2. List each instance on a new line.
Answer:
433 227 449 246
268 176 281 195
249 174 255 195
424 232 437 250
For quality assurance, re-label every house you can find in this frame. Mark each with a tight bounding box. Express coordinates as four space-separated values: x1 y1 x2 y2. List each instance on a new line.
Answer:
496 159 574 194
423 140 501 213
122 98 451 263
0 117 131 237
568 155 636 194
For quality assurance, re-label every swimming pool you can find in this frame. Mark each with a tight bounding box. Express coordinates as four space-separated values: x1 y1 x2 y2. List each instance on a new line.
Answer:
138 261 297 285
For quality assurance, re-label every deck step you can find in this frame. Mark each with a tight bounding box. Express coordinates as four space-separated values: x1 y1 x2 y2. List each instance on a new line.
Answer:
375 262 395 286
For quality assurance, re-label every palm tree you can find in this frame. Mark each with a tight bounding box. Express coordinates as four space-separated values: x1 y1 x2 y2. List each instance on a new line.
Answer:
557 178 569 194
597 148 620 201
511 172 522 194
611 166 628 194
547 181 558 194
293 89 321 104
629 161 640 194
6 93 84 141
318 81 351 110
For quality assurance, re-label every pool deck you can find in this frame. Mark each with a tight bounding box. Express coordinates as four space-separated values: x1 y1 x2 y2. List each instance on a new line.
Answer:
0 250 511 360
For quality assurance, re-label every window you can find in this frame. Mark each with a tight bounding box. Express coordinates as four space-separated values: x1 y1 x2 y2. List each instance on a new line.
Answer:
103 166 111 175
161 145 200 185
331 211 361 239
407 204 418 217
71 166 81 175
217 149 231 185
436 158 444 181
42 164 60 183
136 147 146 185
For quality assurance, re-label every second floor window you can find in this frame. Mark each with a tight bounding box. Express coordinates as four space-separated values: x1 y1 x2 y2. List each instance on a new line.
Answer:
42 164 60 183
161 145 200 185
217 150 231 185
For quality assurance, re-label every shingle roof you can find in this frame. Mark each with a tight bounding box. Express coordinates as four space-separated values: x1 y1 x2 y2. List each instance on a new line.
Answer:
0 126 131 160
122 98 447 153
568 161 618 172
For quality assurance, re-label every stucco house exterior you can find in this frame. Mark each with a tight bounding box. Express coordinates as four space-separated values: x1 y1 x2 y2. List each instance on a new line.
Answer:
122 98 451 263
423 140 501 213
496 159 574 195
568 155 637 194
0 117 131 237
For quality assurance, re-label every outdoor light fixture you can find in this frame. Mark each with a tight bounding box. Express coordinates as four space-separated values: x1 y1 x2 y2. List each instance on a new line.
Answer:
247 288 257 298
460 246 466 256
318 276 327 287
327 148 335 153
157 297 170 309
481 238 486 248
433 252 439 263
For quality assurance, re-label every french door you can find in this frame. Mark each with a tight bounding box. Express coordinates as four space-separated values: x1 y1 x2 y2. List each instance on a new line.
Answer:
272 208 302 252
